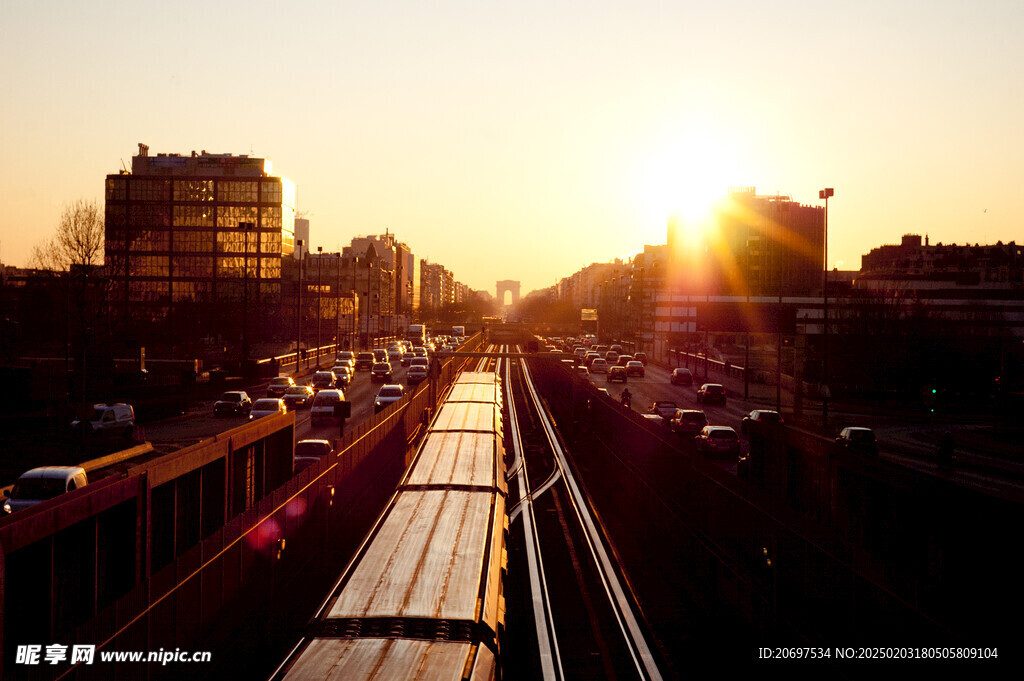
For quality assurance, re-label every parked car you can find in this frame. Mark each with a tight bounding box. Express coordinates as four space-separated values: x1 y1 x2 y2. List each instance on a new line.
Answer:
374 384 405 413
648 400 679 419
3 467 88 514
625 360 645 377
294 439 333 474
311 371 336 392
696 383 726 405
283 385 316 410
634 352 648 366
669 409 708 437
590 358 609 374
607 366 628 383
214 391 252 417
310 389 346 425
250 398 286 420
835 427 879 455
267 376 295 397
741 409 784 434
371 361 393 382
695 426 742 458
355 352 375 371
670 368 693 386
71 403 135 440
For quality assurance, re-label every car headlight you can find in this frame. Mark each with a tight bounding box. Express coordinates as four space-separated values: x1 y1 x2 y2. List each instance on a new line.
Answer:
3 502 11 514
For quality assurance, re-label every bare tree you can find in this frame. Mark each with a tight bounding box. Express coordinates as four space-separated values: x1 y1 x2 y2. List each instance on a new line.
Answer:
30 199 104 271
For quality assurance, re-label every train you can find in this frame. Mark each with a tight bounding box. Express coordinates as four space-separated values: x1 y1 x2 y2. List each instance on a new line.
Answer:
271 370 507 680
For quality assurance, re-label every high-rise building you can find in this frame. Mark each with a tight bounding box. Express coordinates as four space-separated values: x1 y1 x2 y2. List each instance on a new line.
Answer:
105 144 295 346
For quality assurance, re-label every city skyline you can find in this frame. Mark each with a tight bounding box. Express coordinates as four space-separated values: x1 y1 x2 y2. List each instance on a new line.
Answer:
2 1 1022 294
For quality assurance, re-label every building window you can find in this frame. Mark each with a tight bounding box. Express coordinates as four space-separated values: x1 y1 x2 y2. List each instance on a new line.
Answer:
174 180 215 202
261 231 282 254
128 205 171 227
217 205 259 228
173 205 215 227
129 230 170 252
260 258 281 279
217 181 258 203
261 205 282 230
217 257 256 279
174 256 214 278
217 231 257 254
106 178 127 201
172 281 211 302
172 231 215 253
261 180 282 204
128 281 169 302
129 256 170 277
128 179 170 201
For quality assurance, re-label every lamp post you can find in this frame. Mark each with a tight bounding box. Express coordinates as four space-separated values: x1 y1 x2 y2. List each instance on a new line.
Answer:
239 221 255 368
316 245 323 367
819 187 834 429
296 238 303 369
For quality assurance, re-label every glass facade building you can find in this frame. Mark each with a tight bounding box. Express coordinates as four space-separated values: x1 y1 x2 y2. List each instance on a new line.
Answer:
105 145 295 345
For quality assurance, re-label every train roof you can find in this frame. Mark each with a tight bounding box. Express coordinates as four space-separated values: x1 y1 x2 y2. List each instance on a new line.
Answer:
406 431 507 493
282 638 496 681
445 382 501 406
326 489 506 630
430 402 502 436
454 371 499 386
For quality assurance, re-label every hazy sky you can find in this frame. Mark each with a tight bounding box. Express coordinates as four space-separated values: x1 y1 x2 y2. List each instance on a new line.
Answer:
2 1 1022 294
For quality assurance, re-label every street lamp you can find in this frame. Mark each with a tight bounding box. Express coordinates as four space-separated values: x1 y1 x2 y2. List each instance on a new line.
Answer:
819 187 834 428
296 238 304 369
317 245 323 367
239 221 255 367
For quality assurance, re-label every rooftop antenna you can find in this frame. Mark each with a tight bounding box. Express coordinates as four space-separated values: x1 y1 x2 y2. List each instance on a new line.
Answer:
120 158 128 173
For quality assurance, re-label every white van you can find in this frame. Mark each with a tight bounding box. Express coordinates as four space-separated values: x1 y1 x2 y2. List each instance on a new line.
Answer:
71 403 135 439
3 467 89 514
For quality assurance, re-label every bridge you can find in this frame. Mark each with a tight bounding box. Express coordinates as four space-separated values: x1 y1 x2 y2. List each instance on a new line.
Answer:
0 328 1019 678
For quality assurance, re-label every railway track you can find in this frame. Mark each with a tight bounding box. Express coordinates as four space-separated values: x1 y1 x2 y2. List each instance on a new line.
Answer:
503 345 666 681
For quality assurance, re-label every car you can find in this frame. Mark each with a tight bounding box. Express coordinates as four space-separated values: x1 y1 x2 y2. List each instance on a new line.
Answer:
71 402 135 440
648 400 679 419
604 351 620 365
294 439 333 474
610 344 623 355
311 371 337 392
696 383 726 405
616 354 633 367
249 398 286 420
625 361 645 377
407 364 429 385
574 347 588 361
283 385 315 410
374 384 405 413
634 352 648 366
575 366 590 380
336 351 356 367
310 389 346 425
333 366 353 387
607 366 628 383
590 358 609 374
388 347 404 362
670 368 693 386
669 409 708 437
741 409 784 434
835 427 879 455
3 467 89 514
642 413 666 426
372 349 388 364
695 426 742 458
267 376 295 397
371 361 393 382
355 352 375 371
214 391 252 417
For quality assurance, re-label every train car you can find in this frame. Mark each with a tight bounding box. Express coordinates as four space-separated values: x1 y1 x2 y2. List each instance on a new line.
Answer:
273 371 507 681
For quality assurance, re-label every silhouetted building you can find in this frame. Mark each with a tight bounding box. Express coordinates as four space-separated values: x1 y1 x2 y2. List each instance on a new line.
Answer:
105 144 295 348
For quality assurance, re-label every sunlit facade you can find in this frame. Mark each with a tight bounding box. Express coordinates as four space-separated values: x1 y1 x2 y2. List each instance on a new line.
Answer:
105 144 295 345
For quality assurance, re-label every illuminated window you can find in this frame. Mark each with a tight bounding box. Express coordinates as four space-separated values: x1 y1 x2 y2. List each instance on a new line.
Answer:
261 180 282 204
173 205 214 227
173 180 214 202
217 231 258 254
217 205 259 228
260 258 281 279
261 205 282 230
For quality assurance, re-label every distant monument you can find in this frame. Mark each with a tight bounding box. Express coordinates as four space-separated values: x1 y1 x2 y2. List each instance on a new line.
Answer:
496 280 520 307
